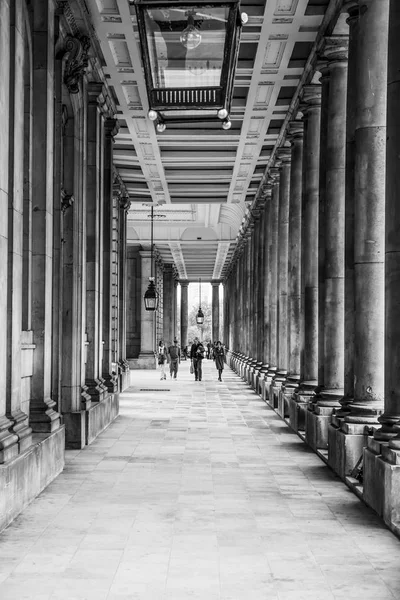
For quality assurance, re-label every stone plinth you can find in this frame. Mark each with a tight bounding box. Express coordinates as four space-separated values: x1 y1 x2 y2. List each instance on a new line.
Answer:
136 353 157 370
305 405 333 450
328 420 367 479
362 437 400 535
0 427 65 533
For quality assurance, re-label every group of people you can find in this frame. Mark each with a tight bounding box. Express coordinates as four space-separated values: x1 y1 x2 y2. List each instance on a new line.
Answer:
157 337 225 382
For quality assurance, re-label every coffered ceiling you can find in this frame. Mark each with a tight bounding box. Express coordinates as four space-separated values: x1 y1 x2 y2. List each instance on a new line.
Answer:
86 0 335 281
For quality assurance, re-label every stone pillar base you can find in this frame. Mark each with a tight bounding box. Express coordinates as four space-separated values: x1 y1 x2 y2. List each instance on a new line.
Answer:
363 438 400 535
328 420 367 479
288 396 308 433
0 426 65 533
269 380 283 409
305 405 333 451
63 411 86 449
278 387 291 419
137 353 156 370
85 392 119 445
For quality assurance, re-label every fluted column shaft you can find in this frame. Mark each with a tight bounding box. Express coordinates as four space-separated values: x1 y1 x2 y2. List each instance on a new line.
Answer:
318 42 348 406
180 281 189 349
301 87 321 386
287 121 304 386
345 0 388 424
379 1 400 446
211 281 220 342
163 265 175 346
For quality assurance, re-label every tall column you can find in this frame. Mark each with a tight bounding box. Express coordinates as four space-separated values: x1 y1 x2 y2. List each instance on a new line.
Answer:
300 85 321 390
180 281 189 349
263 186 272 363
118 194 130 390
138 249 156 368
317 39 348 407
29 0 61 432
212 281 220 342
102 119 119 393
375 1 400 443
173 279 178 340
306 38 348 451
0 0 19 461
267 170 280 382
257 205 266 361
275 148 291 383
163 264 175 346
85 83 106 400
344 0 388 427
7 0 32 451
285 120 304 391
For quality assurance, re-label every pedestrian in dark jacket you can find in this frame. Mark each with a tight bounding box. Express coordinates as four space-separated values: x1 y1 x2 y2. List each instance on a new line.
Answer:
190 337 205 381
214 341 225 381
168 340 181 379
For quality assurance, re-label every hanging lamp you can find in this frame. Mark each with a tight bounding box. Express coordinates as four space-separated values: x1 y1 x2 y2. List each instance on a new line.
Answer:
196 277 204 325
143 205 159 311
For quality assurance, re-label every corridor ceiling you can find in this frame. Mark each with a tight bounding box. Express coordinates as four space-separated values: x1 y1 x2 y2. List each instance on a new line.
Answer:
87 0 336 281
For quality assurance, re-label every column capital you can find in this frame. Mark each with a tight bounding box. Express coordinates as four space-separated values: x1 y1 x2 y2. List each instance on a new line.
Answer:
322 36 349 63
179 280 189 288
87 81 106 104
301 84 322 111
211 280 221 287
119 194 131 212
277 146 292 164
269 166 281 183
342 1 359 22
288 120 304 142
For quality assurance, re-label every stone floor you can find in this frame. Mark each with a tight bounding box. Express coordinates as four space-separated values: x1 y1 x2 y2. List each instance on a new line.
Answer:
1 361 400 600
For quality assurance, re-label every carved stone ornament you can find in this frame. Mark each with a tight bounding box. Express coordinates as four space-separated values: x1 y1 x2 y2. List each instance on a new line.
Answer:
119 194 131 212
63 35 91 94
61 188 74 213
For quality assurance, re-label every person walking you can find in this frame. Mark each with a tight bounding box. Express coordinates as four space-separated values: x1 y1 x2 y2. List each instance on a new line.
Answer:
214 340 225 382
157 340 168 380
190 337 205 381
168 339 181 379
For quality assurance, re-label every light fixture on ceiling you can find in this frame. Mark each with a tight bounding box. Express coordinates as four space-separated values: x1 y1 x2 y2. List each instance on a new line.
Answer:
196 277 205 325
143 205 159 311
180 12 202 50
133 0 246 129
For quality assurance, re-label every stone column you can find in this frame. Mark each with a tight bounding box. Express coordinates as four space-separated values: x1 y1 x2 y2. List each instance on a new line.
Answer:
180 281 189 349
344 0 388 426
163 264 175 346
306 38 348 451
118 194 130 391
267 170 280 383
29 0 61 433
85 83 106 400
362 2 400 528
285 120 304 391
173 279 178 340
7 0 32 451
299 85 321 390
263 186 272 364
257 205 266 362
373 0 400 444
0 0 20 461
211 281 220 342
275 148 291 383
102 119 119 393
138 249 156 368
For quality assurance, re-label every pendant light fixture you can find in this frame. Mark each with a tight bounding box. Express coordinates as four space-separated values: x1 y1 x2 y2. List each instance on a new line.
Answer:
143 205 159 311
196 277 204 325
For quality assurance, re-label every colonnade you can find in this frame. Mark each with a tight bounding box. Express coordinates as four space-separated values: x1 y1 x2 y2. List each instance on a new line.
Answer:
0 0 130 532
224 1 400 535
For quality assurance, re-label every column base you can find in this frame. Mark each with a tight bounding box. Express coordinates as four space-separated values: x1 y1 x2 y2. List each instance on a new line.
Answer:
277 386 292 419
0 426 65 533
362 438 400 535
85 378 106 402
103 372 118 394
119 359 130 392
305 405 334 451
328 419 368 479
0 416 19 464
10 410 33 454
29 399 61 434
